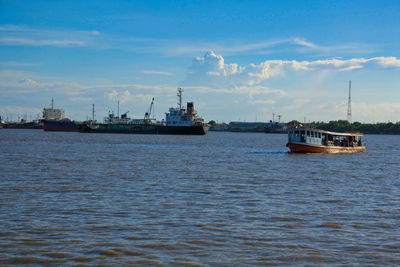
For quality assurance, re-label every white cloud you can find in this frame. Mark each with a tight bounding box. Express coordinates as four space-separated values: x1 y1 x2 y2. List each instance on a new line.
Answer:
107 89 134 104
0 106 42 117
18 78 40 87
142 70 173 76
107 89 119 100
70 97 94 102
121 90 134 104
0 37 84 47
0 25 26 31
250 99 276 105
184 51 400 88
352 102 400 122
0 69 36 80
234 85 286 97
282 99 312 111
0 24 377 57
373 57 400 67
293 38 320 49
0 72 178 98
158 37 376 57
106 89 154 105
0 25 100 47
0 61 38 67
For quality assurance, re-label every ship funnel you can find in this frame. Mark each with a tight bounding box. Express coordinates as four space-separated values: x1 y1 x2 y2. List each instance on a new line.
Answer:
187 102 194 114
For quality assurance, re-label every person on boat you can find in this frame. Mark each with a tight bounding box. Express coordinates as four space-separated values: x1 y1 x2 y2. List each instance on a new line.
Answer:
322 135 327 145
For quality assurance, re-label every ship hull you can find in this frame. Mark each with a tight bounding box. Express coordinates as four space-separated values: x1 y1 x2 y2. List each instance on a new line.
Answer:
79 123 209 135
43 120 79 132
156 125 209 135
287 141 366 154
79 123 157 134
3 122 42 129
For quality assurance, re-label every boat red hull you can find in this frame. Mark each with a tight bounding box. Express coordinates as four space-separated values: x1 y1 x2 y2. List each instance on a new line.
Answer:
43 120 79 132
287 142 366 154
43 125 79 132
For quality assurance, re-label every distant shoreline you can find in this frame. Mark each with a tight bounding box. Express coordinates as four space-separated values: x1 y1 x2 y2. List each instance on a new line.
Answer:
2 120 400 135
307 120 400 135
210 120 400 135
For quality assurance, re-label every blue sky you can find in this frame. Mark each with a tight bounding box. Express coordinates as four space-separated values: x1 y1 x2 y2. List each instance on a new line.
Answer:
1 0 400 123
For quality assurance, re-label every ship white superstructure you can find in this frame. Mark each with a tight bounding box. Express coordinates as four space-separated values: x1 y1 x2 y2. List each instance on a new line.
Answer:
163 88 205 126
43 99 65 120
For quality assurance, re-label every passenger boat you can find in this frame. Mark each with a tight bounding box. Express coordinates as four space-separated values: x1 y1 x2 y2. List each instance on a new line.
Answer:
286 127 366 153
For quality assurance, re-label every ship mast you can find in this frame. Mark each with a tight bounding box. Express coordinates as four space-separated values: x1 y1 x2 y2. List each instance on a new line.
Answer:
92 104 95 121
177 88 183 110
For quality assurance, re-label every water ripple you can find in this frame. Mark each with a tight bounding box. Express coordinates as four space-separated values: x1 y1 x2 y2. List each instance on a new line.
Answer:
0 130 399 265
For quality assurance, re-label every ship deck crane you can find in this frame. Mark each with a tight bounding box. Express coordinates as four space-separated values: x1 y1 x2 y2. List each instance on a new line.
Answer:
144 97 155 120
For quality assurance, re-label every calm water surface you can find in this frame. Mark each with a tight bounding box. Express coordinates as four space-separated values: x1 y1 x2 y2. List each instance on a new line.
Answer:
0 129 399 266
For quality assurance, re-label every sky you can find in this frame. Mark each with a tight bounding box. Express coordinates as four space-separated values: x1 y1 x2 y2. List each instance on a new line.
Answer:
1 0 400 123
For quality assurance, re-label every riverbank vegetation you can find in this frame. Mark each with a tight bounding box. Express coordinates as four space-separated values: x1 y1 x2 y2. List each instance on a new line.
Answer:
289 120 400 135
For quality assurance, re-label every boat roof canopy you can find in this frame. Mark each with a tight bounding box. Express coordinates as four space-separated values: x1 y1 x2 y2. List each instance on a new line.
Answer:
289 127 363 137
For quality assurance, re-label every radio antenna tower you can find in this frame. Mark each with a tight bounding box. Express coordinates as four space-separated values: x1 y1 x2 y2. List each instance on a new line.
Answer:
347 80 352 122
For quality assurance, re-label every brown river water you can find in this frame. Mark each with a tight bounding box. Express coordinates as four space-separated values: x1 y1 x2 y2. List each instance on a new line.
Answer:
0 129 399 266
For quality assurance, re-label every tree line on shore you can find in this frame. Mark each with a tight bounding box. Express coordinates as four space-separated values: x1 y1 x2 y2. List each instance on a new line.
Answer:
209 120 400 134
289 120 400 135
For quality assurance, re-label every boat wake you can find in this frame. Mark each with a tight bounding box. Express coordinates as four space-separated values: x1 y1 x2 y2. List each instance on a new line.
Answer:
247 151 287 155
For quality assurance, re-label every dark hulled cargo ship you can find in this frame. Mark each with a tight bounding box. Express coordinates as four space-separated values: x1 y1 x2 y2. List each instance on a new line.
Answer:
42 99 79 132
156 91 209 135
79 88 210 135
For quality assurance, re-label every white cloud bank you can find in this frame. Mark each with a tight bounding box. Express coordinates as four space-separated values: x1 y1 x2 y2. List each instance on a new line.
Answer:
184 51 400 88
107 89 153 104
